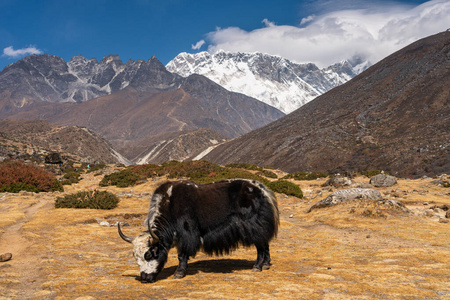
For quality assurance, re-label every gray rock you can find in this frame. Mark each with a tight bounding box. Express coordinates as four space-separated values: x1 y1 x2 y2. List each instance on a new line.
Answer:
370 174 397 187
324 175 353 187
308 188 382 212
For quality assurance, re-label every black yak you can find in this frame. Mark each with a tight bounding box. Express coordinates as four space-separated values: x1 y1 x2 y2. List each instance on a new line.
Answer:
118 179 279 283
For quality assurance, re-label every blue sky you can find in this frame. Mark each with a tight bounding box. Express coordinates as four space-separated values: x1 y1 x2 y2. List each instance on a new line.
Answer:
1 0 449 70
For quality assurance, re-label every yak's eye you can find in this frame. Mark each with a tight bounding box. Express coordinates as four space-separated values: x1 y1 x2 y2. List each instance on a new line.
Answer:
144 250 152 261
144 246 159 261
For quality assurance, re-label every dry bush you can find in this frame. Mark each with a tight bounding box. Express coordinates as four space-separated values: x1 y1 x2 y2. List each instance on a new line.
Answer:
0 160 63 192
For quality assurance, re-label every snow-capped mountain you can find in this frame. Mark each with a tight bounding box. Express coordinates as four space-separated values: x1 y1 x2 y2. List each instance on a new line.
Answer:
166 51 371 113
0 54 181 107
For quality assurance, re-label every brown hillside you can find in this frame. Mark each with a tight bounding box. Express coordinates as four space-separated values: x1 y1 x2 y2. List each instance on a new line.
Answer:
9 75 283 163
0 119 124 164
0 170 449 298
205 31 450 178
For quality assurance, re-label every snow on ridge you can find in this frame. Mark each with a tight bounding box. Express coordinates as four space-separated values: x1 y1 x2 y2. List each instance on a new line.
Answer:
167 51 369 114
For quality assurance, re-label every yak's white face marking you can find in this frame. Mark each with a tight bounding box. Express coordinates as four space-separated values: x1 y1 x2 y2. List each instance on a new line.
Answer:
167 185 173 197
132 232 159 274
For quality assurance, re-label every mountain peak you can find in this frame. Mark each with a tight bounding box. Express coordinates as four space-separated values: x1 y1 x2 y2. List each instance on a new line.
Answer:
167 51 370 113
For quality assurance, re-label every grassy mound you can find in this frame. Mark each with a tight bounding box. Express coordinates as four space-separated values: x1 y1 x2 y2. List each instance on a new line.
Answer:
100 160 303 198
55 190 119 209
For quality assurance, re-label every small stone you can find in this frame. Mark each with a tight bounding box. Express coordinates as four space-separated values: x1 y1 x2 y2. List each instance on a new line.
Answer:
423 202 429 205
446 211 450 219
366 235 371 238
289 214 294 218
439 218 449 223
0 253 12 262
99 221 110 227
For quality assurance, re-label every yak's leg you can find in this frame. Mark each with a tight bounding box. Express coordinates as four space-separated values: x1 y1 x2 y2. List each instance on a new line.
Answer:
262 243 271 270
173 252 189 279
252 244 266 272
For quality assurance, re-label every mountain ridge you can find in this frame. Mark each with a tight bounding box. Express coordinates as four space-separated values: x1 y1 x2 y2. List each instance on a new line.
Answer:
166 50 370 113
0 55 283 164
204 30 450 178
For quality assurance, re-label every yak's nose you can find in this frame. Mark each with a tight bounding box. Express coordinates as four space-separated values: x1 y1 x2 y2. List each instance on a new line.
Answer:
140 272 156 283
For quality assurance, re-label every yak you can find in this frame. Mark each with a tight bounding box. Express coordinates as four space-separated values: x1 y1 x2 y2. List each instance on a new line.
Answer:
118 179 279 283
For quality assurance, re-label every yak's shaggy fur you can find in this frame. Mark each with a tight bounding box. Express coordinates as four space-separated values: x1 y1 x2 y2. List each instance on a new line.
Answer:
120 179 279 283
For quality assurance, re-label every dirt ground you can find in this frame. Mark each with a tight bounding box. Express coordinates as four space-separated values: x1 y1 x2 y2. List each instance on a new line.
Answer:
0 169 449 299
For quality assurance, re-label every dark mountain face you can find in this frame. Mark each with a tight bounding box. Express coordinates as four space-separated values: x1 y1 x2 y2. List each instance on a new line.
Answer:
205 31 450 178
0 53 183 117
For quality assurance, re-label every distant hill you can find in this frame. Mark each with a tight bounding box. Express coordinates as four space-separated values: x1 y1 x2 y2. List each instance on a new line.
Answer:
0 119 129 164
205 30 450 178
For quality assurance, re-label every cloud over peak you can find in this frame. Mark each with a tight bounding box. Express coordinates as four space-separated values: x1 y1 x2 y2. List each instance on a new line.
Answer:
3 46 43 59
204 0 450 67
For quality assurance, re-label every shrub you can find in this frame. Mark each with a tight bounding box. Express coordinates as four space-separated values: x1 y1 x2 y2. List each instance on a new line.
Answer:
99 169 142 188
0 182 40 193
258 170 278 179
61 172 81 185
225 163 263 171
267 180 303 198
283 172 328 181
193 168 270 185
55 190 119 209
86 164 106 173
443 181 450 188
0 160 64 193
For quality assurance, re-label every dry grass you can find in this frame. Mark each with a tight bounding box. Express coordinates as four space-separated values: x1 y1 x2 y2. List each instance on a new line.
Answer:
0 170 449 299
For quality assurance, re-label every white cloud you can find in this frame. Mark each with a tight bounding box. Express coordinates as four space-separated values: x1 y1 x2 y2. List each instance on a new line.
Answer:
262 18 275 27
300 15 315 25
3 46 42 58
191 40 205 50
205 0 450 67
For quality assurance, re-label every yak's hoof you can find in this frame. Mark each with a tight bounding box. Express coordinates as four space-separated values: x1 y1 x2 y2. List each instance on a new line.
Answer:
252 267 262 272
262 263 271 270
173 272 186 279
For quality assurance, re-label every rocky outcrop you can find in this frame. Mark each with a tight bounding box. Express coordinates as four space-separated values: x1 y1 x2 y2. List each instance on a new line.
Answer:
308 188 383 212
370 174 397 187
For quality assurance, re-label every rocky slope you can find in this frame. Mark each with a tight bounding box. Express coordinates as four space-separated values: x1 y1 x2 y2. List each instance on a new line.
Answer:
205 31 450 178
0 54 181 109
0 119 129 164
167 51 370 113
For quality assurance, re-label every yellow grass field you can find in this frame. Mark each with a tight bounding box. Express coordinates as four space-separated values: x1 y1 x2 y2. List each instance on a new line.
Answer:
0 169 449 299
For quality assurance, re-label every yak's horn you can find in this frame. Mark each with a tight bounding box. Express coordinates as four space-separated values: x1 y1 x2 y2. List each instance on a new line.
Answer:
147 219 159 244
118 223 133 243
149 228 159 243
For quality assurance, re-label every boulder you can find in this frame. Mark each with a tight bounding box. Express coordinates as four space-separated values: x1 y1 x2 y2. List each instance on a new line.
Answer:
45 152 62 164
308 188 382 212
370 174 397 187
324 175 353 187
